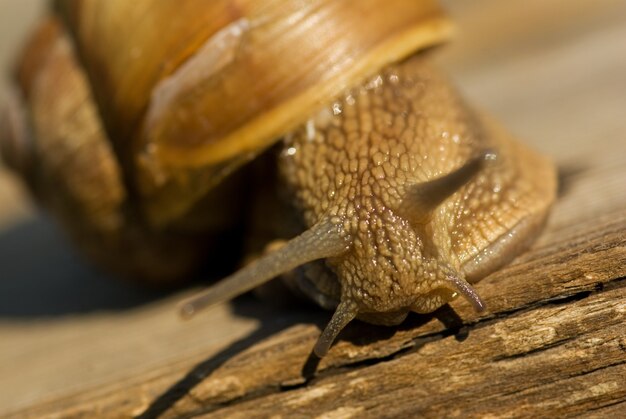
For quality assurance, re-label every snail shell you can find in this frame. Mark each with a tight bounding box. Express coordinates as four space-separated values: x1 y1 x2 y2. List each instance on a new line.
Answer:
1 0 556 355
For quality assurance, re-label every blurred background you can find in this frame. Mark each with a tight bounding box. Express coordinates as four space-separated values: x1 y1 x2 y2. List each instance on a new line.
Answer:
0 0 40 228
0 0 176 317
0 0 625 416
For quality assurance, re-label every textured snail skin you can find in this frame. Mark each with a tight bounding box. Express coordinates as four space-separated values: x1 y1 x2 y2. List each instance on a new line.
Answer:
182 55 556 356
283 57 554 354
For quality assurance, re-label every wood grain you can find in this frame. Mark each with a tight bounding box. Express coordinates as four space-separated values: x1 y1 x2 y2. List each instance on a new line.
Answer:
1 0 625 418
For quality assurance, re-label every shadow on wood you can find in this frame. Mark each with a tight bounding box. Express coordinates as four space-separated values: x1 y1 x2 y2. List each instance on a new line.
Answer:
136 310 298 419
0 216 169 316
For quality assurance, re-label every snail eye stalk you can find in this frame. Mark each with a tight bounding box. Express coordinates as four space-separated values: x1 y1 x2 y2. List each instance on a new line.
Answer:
400 150 496 223
179 220 349 318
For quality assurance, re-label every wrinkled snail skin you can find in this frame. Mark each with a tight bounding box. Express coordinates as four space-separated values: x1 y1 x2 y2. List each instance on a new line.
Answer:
181 56 556 357
1 0 557 357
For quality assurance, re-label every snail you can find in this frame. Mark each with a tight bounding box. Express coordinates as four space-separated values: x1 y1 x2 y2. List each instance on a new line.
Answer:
0 0 556 357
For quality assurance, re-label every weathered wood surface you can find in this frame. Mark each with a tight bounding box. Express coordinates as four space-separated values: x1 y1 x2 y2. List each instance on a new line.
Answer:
1 0 625 418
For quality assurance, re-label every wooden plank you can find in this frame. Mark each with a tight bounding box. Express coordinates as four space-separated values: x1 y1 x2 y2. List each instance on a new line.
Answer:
12 205 624 418
1 0 626 418
203 287 626 418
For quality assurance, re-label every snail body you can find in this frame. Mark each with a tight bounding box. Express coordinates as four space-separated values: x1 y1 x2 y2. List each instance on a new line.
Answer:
1 0 556 356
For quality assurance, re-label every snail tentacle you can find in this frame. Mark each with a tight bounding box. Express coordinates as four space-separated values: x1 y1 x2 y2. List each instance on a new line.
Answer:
313 299 358 357
179 219 350 318
444 274 486 312
400 149 497 223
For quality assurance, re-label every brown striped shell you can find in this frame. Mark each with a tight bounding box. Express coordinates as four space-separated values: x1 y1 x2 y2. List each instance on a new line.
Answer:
56 0 453 226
